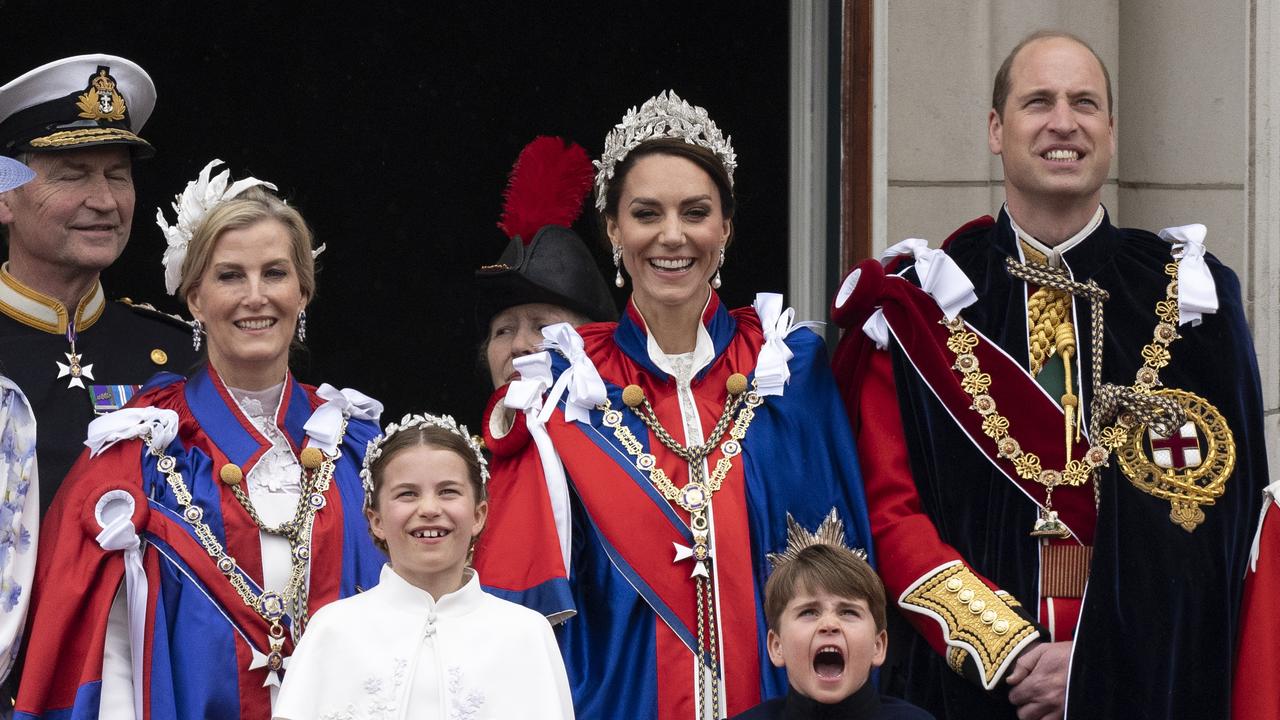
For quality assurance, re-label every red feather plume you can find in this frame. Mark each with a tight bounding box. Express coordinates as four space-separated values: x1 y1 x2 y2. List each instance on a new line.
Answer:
497 136 594 244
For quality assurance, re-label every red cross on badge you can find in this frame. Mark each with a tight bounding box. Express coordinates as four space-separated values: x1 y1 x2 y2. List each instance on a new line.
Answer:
1149 421 1202 469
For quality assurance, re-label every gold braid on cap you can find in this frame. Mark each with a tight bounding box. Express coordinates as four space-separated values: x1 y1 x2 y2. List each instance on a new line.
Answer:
593 90 737 212
767 508 869 569
360 413 489 509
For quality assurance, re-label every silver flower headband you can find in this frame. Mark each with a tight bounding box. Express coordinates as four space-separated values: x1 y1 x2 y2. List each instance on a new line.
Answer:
360 413 489 508
766 509 868 570
155 159 325 296
593 90 737 212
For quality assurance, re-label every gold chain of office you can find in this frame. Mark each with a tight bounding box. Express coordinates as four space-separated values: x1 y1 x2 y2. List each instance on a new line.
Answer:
943 259 1185 535
598 371 763 720
147 425 342 673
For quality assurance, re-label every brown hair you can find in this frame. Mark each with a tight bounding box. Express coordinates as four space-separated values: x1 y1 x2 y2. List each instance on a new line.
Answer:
179 185 318 303
992 30 1113 117
764 544 886 633
599 138 737 246
364 424 488 553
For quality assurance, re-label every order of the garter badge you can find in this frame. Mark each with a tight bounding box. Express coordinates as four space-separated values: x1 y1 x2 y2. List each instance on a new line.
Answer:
1116 388 1235 531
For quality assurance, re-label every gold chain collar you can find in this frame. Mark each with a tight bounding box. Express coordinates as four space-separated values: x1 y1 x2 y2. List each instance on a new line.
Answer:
596 372 762 720
944 261 1184 536
148 427 343 674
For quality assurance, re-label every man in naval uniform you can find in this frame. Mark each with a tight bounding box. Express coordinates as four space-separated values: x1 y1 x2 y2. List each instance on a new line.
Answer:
0 55 196 519
830 31 1268 720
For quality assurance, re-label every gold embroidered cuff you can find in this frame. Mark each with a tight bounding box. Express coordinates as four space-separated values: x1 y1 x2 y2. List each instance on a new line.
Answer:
900 562 1040 690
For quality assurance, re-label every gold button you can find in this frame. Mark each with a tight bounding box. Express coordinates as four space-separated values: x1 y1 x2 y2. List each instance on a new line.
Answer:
945 577 963 592
150 348 168 365
220 463 244 485
957 588 975 603
993 620 1010 635
725 373 748 395
969 599 986 614
622 385 645 408
300 447 324 470
981 610 997 624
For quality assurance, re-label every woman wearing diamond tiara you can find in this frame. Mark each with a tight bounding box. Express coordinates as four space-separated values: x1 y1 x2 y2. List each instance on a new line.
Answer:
16 161 386 720
273 413 574 720
473 91 875 720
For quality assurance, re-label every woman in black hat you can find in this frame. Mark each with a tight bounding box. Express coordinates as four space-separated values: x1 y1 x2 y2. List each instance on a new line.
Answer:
472 93 875 720
475 135 617 394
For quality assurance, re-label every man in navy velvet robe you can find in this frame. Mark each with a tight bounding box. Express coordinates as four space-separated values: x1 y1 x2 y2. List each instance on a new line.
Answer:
831 30 1269 720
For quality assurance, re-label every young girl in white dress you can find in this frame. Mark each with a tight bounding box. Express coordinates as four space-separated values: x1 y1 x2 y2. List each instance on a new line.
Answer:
273 413 574 720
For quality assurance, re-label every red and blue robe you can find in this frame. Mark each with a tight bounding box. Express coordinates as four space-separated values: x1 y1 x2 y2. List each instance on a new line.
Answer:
475 293 874 720
15 365 384 720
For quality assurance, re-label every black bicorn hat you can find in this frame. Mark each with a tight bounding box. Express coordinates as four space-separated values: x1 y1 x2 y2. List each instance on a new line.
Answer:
0 54 156 158
475 136 617 328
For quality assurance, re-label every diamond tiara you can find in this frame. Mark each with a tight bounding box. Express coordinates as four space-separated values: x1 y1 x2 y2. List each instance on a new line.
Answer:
593 90 737 212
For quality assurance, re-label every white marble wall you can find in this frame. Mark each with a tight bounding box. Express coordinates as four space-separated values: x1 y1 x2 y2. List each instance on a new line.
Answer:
876 0 1277 475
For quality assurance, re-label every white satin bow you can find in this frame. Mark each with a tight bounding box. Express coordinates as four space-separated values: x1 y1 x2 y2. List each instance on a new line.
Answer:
752 293 820 397
94 490 148 720
505 352 574 576
303 385 384 455
85 408 180 457
1157 224 1218 326
538 323 607 424
862 238 977 348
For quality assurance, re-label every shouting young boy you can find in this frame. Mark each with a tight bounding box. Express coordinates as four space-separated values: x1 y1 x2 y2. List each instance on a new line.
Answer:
732 521 933 719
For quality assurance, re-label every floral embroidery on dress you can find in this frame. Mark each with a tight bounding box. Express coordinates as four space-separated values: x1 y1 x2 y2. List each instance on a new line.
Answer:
319 657 406 720
0 382 37 683
447 666 486 720
0 387 35 612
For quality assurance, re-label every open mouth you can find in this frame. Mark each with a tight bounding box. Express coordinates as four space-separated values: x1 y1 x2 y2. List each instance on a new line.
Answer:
234 318 277 330
411 529 450 539
813 645 845 680
649 258 695 272
1042 148 1081 162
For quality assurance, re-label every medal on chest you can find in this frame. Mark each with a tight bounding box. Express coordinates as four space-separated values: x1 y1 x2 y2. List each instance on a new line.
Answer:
55 320 95 389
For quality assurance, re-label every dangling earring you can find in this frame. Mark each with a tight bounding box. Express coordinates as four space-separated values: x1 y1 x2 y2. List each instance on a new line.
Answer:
296 310 307 342
191 319 204 352
711 246 725 289
613 244 625 288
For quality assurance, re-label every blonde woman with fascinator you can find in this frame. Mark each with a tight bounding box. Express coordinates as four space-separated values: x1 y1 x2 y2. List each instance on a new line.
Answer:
473 92 875 720
17 161 385 720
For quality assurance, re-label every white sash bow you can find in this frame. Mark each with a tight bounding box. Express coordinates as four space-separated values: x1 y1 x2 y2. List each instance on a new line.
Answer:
85 408 180 457
752 292 820 397
861 238 977 348
538 323 607 425
304 385 384 455
94 490 148 720
1157 224 1218 326
506 352 574 583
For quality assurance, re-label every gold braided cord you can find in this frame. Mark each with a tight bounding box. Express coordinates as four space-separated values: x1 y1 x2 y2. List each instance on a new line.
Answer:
1026 287 1072 376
